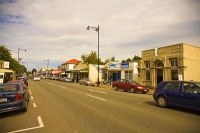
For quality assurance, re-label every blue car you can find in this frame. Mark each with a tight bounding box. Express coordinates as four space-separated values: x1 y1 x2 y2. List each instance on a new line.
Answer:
0 82 30 113
153 81 200 111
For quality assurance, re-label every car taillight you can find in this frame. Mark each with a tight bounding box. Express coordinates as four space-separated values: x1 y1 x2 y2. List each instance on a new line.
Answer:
15 94 23 101
154 89 157 94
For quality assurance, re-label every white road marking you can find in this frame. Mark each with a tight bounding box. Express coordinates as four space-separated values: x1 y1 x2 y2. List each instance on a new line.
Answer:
33 103 36 107
31 96 33 100
59 86 65 88
8 116 44 133
86 94 106 101
88 89 108 94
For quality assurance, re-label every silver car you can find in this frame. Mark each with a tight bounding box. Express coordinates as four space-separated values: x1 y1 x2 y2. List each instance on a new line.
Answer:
79 78 94 86
62 77 72 83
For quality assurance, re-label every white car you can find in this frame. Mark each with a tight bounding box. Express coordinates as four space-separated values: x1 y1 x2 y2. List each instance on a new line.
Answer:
34 76 40 81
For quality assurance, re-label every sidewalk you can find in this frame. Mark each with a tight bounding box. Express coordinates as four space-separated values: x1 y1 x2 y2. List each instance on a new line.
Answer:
96 84 154 95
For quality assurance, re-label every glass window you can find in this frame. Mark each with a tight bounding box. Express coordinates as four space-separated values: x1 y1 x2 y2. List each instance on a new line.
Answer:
125 71 133 80
164 82 180 91
146 70 150 80
170 58 178 67
183 82 199 94
145 61 150 68
171 69 178 80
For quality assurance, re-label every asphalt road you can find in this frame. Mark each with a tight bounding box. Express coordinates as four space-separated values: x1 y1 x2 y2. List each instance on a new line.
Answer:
0 79 199 133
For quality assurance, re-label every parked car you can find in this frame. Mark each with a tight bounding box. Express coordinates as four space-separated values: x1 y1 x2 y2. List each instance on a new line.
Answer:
112 79 149 94
79 78 94 86
45 76 51 79
17 77 28 86
62 77 72 83
51 75 59 80
34 76 40 81
153 81 200 111
0 82 30 113
7 80 28 90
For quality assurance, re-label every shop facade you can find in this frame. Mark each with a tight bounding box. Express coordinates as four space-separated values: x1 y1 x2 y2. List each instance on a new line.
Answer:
139 43 200 87
106 61 139 83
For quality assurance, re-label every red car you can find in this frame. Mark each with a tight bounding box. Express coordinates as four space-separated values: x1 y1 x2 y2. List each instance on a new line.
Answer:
112 79 149 94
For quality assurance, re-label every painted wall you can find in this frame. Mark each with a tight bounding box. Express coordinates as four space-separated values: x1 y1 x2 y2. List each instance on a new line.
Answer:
183 44 200 81
89 64 102 83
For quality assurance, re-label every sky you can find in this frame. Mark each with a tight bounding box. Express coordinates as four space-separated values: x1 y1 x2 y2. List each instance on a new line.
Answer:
0 0 200 71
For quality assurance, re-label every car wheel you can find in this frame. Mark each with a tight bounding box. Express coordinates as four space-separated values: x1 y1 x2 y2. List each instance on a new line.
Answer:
130 87 136 93
114 86 118 91
157 96 168 108
85 82 88 86
21 100 28 112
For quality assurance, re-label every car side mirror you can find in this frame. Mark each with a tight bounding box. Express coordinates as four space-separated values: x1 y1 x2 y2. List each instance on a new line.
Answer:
197 91 200 95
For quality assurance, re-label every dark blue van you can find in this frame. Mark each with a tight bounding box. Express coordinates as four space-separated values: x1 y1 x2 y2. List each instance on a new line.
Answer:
153 81 200 111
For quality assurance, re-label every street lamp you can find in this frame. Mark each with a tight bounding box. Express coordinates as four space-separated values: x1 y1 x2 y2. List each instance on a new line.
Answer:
36 66 39 72
87 25 100 87
18 48 26 63
44 59 49 75
22 62 26 65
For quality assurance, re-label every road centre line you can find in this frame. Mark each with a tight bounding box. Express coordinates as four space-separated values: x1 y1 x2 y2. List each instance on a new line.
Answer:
31 96 33 100
8 116 44 133
86 94 106 101
59 86 65 88
33 103 36 107
88 89 108 94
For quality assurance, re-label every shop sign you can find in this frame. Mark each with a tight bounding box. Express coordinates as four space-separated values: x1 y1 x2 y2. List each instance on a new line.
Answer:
109 64 116 69
121 63 129 68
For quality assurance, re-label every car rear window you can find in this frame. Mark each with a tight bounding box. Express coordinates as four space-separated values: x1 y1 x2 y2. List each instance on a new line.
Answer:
0 84 18 92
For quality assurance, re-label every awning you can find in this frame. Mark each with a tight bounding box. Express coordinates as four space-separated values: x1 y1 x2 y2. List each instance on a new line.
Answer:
52 70 63 74
71 68 89 72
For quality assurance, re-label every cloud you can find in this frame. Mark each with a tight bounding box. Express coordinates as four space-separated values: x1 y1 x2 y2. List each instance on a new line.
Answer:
0 0 200 71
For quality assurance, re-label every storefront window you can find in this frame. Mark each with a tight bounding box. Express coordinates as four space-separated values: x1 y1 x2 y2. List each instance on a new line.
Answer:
171 69 178 80
125 71 133 80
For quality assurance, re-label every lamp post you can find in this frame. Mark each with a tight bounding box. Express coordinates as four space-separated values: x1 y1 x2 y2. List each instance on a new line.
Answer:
87 25 100 87
18 48 26 63
18 48 26 76
36 66 39 72
44 59 49 75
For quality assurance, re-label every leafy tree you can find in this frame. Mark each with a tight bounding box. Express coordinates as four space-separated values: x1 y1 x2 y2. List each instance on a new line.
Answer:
121 60 126 63
126 58 131 62
0 45 25 74
32 68 37 74
132 55 142 60
81 51 104 65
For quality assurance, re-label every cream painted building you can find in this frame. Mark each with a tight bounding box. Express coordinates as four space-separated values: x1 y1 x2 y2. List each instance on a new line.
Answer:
139 43 200 87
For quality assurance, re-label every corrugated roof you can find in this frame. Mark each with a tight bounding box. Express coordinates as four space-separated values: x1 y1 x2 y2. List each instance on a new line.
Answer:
62 59 80 65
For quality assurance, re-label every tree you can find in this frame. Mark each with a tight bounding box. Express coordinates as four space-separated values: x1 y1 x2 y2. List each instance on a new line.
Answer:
126 58 131 62
32 68 37 74
0 45 25 74
132 55 142 60
81 51 104 64
121 60 126 63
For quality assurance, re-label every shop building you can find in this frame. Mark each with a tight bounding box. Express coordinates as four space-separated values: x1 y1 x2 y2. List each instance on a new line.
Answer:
68 61 104 83
106 61 139 83
139 43 200 87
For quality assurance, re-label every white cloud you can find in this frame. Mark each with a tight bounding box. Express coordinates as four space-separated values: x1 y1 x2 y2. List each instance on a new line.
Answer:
0 0 200 71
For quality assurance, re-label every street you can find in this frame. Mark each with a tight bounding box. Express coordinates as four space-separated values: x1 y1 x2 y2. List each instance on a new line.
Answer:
0 79 199 133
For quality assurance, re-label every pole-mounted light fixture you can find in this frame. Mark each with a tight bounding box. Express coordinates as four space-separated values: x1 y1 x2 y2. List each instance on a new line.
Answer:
44 59 49 75
18 48 27 63
87 25 100 87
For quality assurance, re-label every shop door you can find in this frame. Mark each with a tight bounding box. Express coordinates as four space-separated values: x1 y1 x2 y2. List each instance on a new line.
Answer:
157 69 163 85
